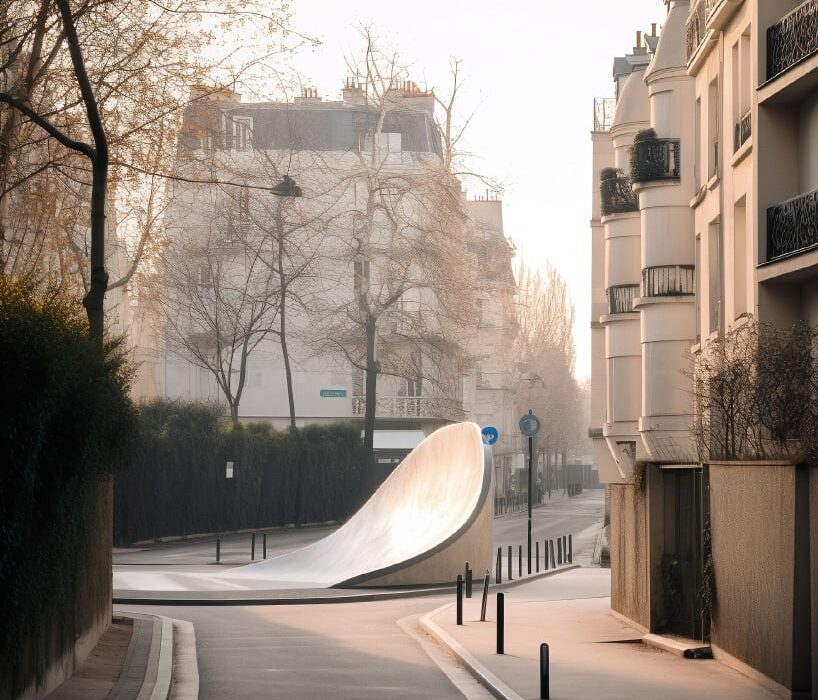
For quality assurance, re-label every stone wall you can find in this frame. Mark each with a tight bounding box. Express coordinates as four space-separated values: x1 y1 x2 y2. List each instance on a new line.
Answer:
812 466 818 695
609 482 649 630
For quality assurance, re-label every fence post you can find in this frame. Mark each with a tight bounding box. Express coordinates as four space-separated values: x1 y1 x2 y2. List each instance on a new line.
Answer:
496 593 505 654
465 562 473 598
540 643 550 699
456 574 463 625
263 533 267 559
536 541 540 573
251 532 256 561
508 545 513 580
480 570 490 622
216 536 221 563
496 547 502 584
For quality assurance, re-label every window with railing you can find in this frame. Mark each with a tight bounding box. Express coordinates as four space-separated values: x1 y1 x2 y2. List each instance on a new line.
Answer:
606 284 638 314
686 0 707 60
593 97 616 132
631 130 681 183
766 189 818 261
767 0 818 80
641 265 695 297
734 110 751 151
599 168 638 216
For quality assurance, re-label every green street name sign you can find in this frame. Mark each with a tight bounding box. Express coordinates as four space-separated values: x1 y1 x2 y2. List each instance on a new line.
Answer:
320 388 347 398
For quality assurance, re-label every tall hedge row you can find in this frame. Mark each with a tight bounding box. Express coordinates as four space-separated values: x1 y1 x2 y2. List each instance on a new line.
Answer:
0 279 135 698
114 400 364 545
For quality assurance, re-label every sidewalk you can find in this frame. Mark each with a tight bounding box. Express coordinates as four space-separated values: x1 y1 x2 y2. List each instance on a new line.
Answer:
422 568 778 700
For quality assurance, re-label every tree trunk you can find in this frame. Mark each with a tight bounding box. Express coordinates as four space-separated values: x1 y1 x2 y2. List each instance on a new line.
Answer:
276 209 296 429
83 154 109 342
362 314 378 495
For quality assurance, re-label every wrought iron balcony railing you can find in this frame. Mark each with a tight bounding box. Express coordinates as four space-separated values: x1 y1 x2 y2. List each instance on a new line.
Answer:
600 168 638 216
641 265 695 297
734 110 751 151
686 0 707 59
767 0 818 80
631 132 681 183
606 284 639 315
351 395 464 420
593 97 616 132
767 188 818 261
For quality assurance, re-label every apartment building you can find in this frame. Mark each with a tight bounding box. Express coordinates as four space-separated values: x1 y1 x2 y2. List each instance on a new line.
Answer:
592 1 817 694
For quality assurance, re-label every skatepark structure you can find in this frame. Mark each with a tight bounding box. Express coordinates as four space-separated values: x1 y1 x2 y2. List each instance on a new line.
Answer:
113 422 494 593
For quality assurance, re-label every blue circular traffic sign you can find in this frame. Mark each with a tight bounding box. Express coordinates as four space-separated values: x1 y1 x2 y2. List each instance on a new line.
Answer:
481 426 499 446
519 413 541 437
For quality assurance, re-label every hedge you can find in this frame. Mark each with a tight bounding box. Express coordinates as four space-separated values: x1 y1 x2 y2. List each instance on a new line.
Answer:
114 400 365 545
0 278 135 698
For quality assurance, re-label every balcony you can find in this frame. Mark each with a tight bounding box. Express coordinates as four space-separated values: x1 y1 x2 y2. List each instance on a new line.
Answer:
766 189 818 262
686 0 706 60
606 284 638 315
641 265 695 297
767 0 818 81
734 109 751 151
352 395 464 421
593 97 616 132
600 168 638 216
630 130 681 183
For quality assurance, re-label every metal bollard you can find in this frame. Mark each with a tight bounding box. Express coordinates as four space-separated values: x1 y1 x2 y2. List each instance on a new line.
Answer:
540 643 550 699
251 532 256 561
465 562 473 598
496 593 505 654
508 545 513 580
550 540 556 569
518 544 522 578
563 536 567 563
263 533 267 559
216 536 221 563
480 570 490 622
536 541 540 573
456 574 463 625
558 538 563 565
496 546 502 584
568 534 573 564
544 540 549 570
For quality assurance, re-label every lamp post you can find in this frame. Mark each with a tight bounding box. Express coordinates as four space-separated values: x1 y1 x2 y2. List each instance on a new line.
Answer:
520 373 543 575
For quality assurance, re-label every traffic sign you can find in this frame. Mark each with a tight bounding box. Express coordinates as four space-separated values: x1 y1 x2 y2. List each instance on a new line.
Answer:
481 426 499 446
519 412 541 437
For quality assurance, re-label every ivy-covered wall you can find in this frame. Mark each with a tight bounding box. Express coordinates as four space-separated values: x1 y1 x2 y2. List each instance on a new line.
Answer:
0 280 135 698
114 401 364 545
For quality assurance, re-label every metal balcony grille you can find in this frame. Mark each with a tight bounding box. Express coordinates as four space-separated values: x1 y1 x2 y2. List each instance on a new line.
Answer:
641 265 695 297
593 97 616 132
686 0 706 59
631 137 681 183
600 170 638 216
767 189 818 261
734 110 751 151
606 285 638 314
767 0 818 80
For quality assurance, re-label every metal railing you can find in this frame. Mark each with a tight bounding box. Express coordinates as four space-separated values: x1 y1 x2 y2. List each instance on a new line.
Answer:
351 395 464 420
734 110 751 151
631 136 681 183
641 265 695 297
766 188 818 261
686 0 707 60
767 0 818 80
600 170 638 216
593 97 616 132
606 284 639 314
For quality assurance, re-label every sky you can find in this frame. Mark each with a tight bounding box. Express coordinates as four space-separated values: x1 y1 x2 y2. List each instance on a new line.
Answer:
287 0 664 379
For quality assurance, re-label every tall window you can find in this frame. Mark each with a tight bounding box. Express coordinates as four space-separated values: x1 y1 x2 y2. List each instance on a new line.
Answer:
708 78 719 180
733 199 747 318
708 220 723 334
354 258 370 308
234 117 253 150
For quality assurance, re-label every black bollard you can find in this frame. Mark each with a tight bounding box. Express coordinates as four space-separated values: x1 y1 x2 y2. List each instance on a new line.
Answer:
496 547 502 584
518 544 522 578
550 540 556 569
251 532 256 561
216 536 221 563
465 562 473 598
563 536 567 563
536 541 540 573
508 545 513 580
263 533 267 559
544 540 549 570
568 534 573 564
496 593 505 654
558 538 563 565
540 643 550 699
456 574 463 625
480 570 490 622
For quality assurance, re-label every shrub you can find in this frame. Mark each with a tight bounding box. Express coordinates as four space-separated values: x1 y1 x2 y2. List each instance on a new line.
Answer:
0 278 135 697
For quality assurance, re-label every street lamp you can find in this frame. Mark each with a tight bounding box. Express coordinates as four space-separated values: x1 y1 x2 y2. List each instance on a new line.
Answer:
520 373 544 576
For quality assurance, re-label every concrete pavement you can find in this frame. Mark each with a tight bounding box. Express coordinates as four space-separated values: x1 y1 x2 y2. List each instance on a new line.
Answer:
424 567 778 700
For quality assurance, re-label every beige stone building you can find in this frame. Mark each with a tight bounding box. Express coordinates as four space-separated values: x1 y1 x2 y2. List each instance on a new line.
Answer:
591 0 817 694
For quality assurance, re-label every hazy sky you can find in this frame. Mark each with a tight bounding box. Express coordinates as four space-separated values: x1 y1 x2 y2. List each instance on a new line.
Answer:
288 0 663 379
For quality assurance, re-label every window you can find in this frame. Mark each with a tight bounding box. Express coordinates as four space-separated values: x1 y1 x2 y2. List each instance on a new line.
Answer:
695 97 702 189
733 199 747 318
708 78 719 180
234 117 253 150
695 234 702 344
708 220 723 334
404 377 422 397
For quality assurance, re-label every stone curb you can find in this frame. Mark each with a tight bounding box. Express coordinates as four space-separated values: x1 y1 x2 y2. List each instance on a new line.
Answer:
418 603 524 700
112 564 579 606
642 633 700 656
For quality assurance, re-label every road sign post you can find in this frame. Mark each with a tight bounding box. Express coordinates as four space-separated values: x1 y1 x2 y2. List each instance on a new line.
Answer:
519 411 541 577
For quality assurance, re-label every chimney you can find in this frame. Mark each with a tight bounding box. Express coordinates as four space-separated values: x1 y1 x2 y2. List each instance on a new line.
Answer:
651 22 657 37
294 86 321 104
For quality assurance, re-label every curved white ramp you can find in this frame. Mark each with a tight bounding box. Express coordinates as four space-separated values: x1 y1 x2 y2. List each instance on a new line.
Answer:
225 422 493 588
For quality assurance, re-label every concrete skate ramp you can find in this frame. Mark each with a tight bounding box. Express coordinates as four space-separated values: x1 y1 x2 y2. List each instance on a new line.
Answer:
225 422 493 588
